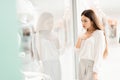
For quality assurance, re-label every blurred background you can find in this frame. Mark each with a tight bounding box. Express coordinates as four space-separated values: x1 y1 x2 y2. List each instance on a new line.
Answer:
17 0 120 80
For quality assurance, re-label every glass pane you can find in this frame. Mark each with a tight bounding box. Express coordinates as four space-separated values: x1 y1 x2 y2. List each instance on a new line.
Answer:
17 0 75 80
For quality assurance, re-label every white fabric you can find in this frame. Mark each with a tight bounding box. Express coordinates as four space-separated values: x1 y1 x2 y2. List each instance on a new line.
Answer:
35 31 61 80
79 59 94 80
36 31 60 61
76 30 106 73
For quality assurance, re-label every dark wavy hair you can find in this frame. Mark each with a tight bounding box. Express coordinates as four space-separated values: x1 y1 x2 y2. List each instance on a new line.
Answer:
81 9 101 30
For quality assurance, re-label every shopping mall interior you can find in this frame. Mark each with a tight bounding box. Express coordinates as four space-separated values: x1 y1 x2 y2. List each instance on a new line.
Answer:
17 0 120 80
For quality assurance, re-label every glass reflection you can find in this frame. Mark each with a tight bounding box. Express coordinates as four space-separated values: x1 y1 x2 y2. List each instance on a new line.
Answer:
35 12 61 80
18 0 75 80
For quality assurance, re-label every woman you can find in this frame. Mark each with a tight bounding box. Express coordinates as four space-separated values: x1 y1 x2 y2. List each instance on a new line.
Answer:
35 12 61 80
75 9 108 80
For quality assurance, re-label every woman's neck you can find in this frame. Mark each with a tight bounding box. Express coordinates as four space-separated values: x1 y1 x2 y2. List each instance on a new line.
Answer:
87 27 96 33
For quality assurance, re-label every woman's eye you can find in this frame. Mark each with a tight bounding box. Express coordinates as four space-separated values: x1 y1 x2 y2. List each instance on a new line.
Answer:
81 20 87 23
84 20 87 22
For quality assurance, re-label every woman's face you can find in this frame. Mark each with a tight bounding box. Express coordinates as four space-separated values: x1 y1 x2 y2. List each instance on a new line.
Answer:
43 18 53 31
81 15 93 30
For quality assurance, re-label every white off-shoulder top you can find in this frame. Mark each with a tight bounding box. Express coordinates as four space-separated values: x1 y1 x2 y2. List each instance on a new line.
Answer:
77 30 106 73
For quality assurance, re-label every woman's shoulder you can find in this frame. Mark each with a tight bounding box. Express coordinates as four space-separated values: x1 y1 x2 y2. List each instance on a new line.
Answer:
93 30 105 39
94 29 104 35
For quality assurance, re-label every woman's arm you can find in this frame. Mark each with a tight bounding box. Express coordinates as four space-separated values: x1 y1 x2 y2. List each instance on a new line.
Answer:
74 36 83 54
75 35 83 48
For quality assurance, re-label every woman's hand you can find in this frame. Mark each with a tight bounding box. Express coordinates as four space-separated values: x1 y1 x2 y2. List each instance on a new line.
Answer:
75 37 82 48
93 72 98 80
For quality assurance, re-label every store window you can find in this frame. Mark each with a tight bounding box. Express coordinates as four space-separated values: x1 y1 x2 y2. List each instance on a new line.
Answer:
17 0 76 80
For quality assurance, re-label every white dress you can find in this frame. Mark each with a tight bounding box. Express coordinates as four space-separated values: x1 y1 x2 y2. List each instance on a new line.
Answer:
36 31 61 80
